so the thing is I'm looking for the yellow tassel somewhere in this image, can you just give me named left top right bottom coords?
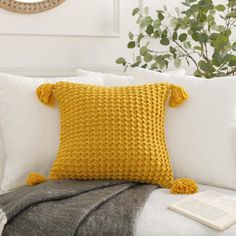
left=27, top=172, right=47, bottom=186
left=169, top=85, right=188, bottom=107
left=170, top=178, right=198, bottom=194
left=36, top=83, right=55, bottom=107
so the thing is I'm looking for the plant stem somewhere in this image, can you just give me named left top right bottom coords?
left=164, top=25, right=199, bottom=69
left=227, top=67, right=236, bottom=75
left=173, top=39, right=199, bottom=69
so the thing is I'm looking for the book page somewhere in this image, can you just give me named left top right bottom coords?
left=198, top=191, right=225, bottom=200
left=168, top=191, right=236, bottom=230
left=174, top=198, right=229, bottom=222
left=215, top=197, right=236, bottom=212
left=199, top=191, right=236, bottom=212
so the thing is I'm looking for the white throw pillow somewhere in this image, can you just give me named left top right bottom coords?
left=0, top=73, right=104, bottom=191
left=76, top=69, right=134, bottom=86
left=134, top=68, right=236, bottom=190
left=76, top=68, right=186, bottom=86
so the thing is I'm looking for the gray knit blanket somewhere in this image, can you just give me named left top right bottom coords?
left=0, top=180, right=157, bottom=236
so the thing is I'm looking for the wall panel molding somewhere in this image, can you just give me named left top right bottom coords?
left=0, top=0, right=120, bottom=38
left=0, top=66, right=128, bottom=77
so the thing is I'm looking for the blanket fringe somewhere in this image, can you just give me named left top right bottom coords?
left=0, top=209, right=7, bottom=236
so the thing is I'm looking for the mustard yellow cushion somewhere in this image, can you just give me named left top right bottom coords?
left=36, top=82, right=188, bottom=188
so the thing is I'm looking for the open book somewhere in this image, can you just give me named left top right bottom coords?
left=168, top=191, right=236, bottom=231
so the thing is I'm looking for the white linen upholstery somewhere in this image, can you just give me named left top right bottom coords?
left=136, top=185, right=236, bottom=236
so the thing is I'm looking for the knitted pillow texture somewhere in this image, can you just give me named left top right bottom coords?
left=30, top=82, right=197, bottom=193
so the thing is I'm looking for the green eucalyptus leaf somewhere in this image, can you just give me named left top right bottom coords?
left=213, top=34, right=228, bottom=51
left=144, top=53, right=153, bottom=62
left=190, top=20, right=202, bottom=32
left=224, top=29, right=232, bottom=37
left=131, top=62, right=140, bottom=67
left=192, top=32, right=200, bottom=41
left=172, top=31, right=178, bottom=41
left=137, top=33, right=144, bottom=43
left=229, top=55, right=236, bottom=66
left=194, top=69, right=203, bottom=77
left=170, top=18, right=178, bottom=28
left=199, top=33, right=208, bottom=43
left=198, top=60, right=215, bottom=73
left=162, top=54, right=172, bottom=59
left=140, top=19, right=146, bottom=29
left=153, top=30, right=160, bottom=38
left=228, top=1, right=236, bottom=8
left=158, top=12, right=164, bottom=21
left=159, top=59, right=167, bottom=69
left=127, top=41, right=136, bottom=49
left=145, top=16, right=153, bottom=25
left=153, top=19, right=161, bottom=28
left=128, top=32, right=134, bottom=40
left=222, top=54, right=232, bottom=63
left=183, top=41, right=191, bottom=49
left=194, top=46, right=202, bottom=51
left=141, top=64, right=148, bottom=69
left=217, top=25, right=226, bottom=32
left=185, top=9, right=192, bottom=17
left=174, top=57, right=181, bottom=68
left=140, top=46, right=148, bottom=56
left=146, top=25, right=154, bottom=35
left=136, top=56, right=142, bottom=63
left=216, top=4, right=226, bottom=12
left=151, top=62, right=159, bottom=70
left=209, top=33, right=218, bottom=41
left=226, top=11, right=236, bottom=19
left=198, top=13, right=207, bottom=22
left=212, top=52, right=222, bottom=66
left=179, top=33, right=188, bottom=42
left=132, top=8, right=140, bottom=16
left=232, top=42, right=236, bottom=51
left=116, top=57, right=126, bottom=65
left=170, top=46, right=177, bottom=54
left=162, top=29, right=168, bottom=37
left=160, top=37, right=170, bottom=45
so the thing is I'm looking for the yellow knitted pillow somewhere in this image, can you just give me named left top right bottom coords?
left=32, top=82, right=195, bottom=192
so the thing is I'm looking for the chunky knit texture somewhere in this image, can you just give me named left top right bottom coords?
left=170, top=178, right=198, bottom=194
left=35, top=82, right=188, bottom=188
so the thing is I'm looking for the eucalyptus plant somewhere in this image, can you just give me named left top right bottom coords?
left=116, top=0, right=236, bottom=78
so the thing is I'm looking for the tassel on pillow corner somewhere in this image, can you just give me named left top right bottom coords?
left=170, top=178, right=198, bottom=195
left=27, top=172, right=47, bottom=186
left=36, top=83, right=55, bottom=107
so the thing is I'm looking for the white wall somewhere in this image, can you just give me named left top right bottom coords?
left=0, top=0, right=230, bottom=76
left=0, top=0, right=140, bottom=76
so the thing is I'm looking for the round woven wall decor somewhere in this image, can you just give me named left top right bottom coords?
left=0, top=0, right=65, bottom=14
